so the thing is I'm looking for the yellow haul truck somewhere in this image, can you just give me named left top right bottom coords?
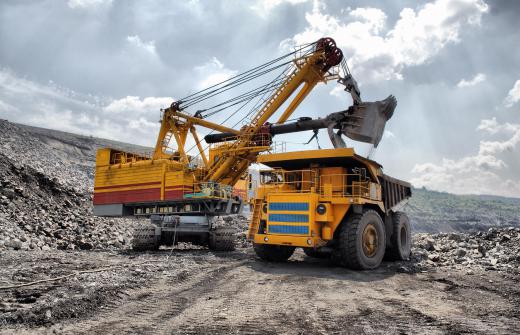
left=93, top=37, right=411, bottom=268
left=247, top=149, right=411, bottom=270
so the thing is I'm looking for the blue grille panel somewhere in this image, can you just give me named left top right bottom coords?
left=268, top=225, right=309, bottom=235
left=269, top=213, right=309, bottom=223
left=269, top=202, right=309, bottom=211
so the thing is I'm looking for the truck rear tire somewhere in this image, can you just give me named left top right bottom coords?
left=132, top=224, right=160, bottom=251
left=208, top=227, right=236, bottom=251
left=386, top=211, right=411, bottom=261
left=253, top=243, right=295, bottom=262
left=335, top=209, right=386, bottom=270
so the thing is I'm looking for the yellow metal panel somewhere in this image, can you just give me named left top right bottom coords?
left=165, top=171, right=192, bottom=187
left=254, top=234, right=321, bottom=248
left=94, top=162, right=164, bottom=190
left=322, top=226, right=332, bottom=240
left=258, top=148, right=355, bottom=164
left=328, top=203, right=350, bottom=236
left=95, top=148, right=112, bottom=167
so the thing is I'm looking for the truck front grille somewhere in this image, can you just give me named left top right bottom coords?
left=268, top=225, right=309, bottom=234
left=268, top=213, right=308, bottom=223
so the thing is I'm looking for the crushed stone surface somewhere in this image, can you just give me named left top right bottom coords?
left=1, top=119, right=519, bottom=334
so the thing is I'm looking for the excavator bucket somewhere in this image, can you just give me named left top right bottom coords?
left=341, top=95, right=397, bottom=147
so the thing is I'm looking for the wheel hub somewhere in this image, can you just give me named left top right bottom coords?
left=362, top=224, right=378, bottom=257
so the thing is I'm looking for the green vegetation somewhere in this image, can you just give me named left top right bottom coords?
left=406, top=188, right=520, bottom=233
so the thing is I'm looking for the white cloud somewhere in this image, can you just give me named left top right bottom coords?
left=0, top=99, right=15, bottom=114
left=383, top=130, right=395, bottom=139
left=194, top=57, right=237, bottom=89
left=479, top=131, right=520, bottom=156
left=104, top=96, right=171, bottom=114
left=329, top=85, right=344, bottom=97
left=127, top=35, right=157, bottom=55
left=251, top=0, right=308, bottom=17
left=349, top=7, right=387, bottom=34
left=457, top=73, right=486, bottom=88
left=477, top=117, right=519, bottom=135
left=283, top=0, right=488, bottom=82
left=504, top=79, right=520, bottom=108
left=411, top=118, right=520, bottom=197
left=0, top=69, right=170, bottom=146
left=67, top=0, right=113, bottom=9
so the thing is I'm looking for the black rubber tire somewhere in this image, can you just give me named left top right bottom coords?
left=334, top=209, right=386, bottom=270
left=386, top=211, right=412, bottom=261
left=303, top=248, right=330, bottom=259
left=208, top=227, right=236, bottom=251
left=132, top=224, right=160, bottom=251
left=253, top=243, right=295, bottom=262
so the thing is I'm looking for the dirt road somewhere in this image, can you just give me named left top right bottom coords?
left=1, top=248, right=519, bottom=334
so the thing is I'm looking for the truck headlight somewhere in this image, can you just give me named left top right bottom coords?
left=316, top=203, right=326, bottom=215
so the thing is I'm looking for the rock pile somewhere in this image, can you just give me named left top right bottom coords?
left=412, top=227, right=520, bottom=272
left=0, top=151, right=139, bottom=251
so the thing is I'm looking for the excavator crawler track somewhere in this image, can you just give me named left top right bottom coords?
left=131, top=224, right=160, bottom=251
left=209, top=227, right=236, bottom=251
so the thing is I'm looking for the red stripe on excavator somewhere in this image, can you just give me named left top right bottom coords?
left=94, top=181, right=161, bottom=190
left=164, top=185, right=193, bottom=190
left=93, top=188, right=161, bottom=204
left=164, top=190, right=188, bottom=200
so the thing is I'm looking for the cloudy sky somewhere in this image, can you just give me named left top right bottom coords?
left=1, top=0, right=519, bottom=197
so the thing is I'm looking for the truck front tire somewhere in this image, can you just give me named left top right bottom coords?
left=335, top=209, right=386, bottom=270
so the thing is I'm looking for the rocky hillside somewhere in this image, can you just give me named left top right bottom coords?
left=408, top=187, right=520, bottom=232
left=0, top=120, right=150, bottom=193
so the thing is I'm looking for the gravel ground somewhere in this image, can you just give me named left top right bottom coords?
left=1, top=246, right=519, bottom=335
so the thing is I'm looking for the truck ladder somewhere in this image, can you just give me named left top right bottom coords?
left=247, top=199, right=263, bottom=240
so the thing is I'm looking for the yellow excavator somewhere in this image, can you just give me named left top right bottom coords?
left=93, top=37, right=411, bottom=269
